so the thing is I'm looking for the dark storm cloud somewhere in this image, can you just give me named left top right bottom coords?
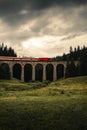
left=0, top=0, right=87, bottom=57
left=29, top=0, right=87, bottom=10
left=0, top=0, right=86, bottom=27
left=0, top=0, right=87, bottom=16
left=0, top=0, right=87, bottom=12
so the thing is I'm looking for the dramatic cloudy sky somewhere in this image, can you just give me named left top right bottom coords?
left=0, top=0, right=87, bottom=57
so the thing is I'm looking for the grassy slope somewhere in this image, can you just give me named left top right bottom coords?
left=0, top=76, right=87, bottom=130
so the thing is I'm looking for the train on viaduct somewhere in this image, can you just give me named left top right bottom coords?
left=0, top=56, right=78, bottom=82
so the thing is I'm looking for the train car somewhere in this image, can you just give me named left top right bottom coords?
left=0, top=56, right=39, bottom=61
left=0, top=56, right=13, bottom=61
left=0, top=56, right=20, bottom=61
left=38, top=57, right=53, bottom=61
left=0, top=56, right=53, bottom=62
left=21, top=57, right=39, bottom=61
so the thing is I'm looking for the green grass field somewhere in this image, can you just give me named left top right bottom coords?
left=0, top=76, right=87, bottom=130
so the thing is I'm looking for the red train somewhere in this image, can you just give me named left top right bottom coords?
left=0, top=56, right=53, bottom=62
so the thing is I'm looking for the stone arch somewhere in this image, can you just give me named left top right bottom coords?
left=24, top=64, right=32, bottom=82
left=13, top=63, right=22, bottom=80
left=0, top=63, right=10, bottom=79
left=56, top=64, right=64, bottom=79
left=46, top=64, right=53, bottom=81
left=35, top=64, right=43, bottom=81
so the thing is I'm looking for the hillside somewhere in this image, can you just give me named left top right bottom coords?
left=0, top=76, right=87, bottom=130
left=0, top=76, right=87, bottom=96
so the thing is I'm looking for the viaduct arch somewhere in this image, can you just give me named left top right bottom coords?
left=0, top=61, right=78, bottom=82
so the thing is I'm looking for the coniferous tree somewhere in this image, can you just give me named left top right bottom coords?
left=62, top=53, right=67, bottom=61
left=65, top=61, right=76, bottom=78
left=80, top=50, right=87, bottom=76
left=0, top=43, right=17, bottom=57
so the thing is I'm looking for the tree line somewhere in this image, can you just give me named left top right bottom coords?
left=53, top=45, right=87, bottom=78
left=53, top=45, right=87, bottom=61
left=0, top=43, right=17, bottom=57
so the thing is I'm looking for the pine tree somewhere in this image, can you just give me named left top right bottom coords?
left=0, top=43, right=17, bottom=57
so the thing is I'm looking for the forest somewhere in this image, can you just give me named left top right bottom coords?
left=0, top=43, right=17, bottom=57
left=53, top=45, right=87, bottom=78
left=0, top=43, right=87, bottom=81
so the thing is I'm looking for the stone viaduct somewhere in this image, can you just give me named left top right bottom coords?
left=0, top=60, right=78, bottom=82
